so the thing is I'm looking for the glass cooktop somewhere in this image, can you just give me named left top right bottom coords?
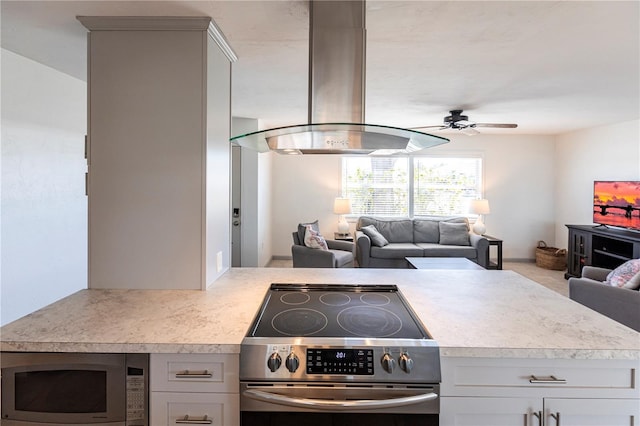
left=247, top=283, right=430, bottom=339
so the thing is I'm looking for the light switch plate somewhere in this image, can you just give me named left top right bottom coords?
left=216, top=251, right=223, bottom=272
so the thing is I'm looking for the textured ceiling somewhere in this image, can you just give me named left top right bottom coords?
left=2, top=0, right=639, bottom=135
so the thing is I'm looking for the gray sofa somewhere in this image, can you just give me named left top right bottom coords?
left=569, top=266, right=640, bottom=332
left=355, top=216, right=490, bottom=268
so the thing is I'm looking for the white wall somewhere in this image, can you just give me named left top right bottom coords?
left=270, top=133, right=557, bottom=260
left=205, top=38, right=233, bottom=287
left=257, top=148, right=273, bottom=266
left=554, top=119, right=640, bottom=249
left=272, top=155, right=343, bottom=257
left=1, top=49, right=87, bottom=325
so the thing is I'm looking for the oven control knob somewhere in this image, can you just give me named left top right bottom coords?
left=267, top=352, right=282, bottom=372
left=381, top=352, right=396, bottom=374
left=285, top=353, right=300, bottom=373
left=399, top=352, right=413, bottom=374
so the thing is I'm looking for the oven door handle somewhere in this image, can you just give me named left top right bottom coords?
left=243, top=388, right=438, bottom=411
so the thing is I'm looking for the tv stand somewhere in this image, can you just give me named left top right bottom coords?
left=565, top=225, right=640, bottom=279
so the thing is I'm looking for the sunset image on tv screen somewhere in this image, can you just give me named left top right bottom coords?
left=593, top=181, right=640, bottom=230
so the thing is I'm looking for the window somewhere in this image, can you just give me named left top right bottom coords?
left=342, top=157, right=409, bottom=216
left=342, top=156, right=483, bottom=217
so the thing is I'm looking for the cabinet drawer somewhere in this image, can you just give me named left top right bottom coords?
left=151, top=353, right=239, bottom=393
left=442, top=357, right=639, bottom=398
left=150, top=391, right=239, bottom=426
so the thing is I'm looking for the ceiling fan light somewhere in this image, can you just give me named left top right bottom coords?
left=413, top=110, right=518, bottom=134
left=460, top=127, right=480, bottom=136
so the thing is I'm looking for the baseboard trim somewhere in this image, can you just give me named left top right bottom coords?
left=271, top=255, right=293, bottom=261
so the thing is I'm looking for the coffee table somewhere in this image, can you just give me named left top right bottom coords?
left=406, top=257, right=485, bottom=270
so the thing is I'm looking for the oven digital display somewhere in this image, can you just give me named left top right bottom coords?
left=306, top=349, right=374, bottom=375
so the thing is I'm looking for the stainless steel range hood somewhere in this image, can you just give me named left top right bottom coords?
left=231, top=1, right=449, bottom=155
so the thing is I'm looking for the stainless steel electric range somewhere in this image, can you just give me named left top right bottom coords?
left=240, top=283, right=441, bottom=426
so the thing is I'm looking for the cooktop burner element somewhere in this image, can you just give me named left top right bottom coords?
left=319, top=292, right=351, bottom=306
left=280, top=292, right=310, bottom=305
left=271, top=308, right=328, bottom=336
left=337, top=306, right=402, bottom=337
left=360, top=293, right=391, bottom=306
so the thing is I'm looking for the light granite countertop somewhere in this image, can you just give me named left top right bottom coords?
left=1, top=268, right=639, bottom=359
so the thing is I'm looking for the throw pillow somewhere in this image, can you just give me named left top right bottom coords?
left=413, top=219, right=440, bottom=243
left=297, top=220, right=319, bottom=245
left=623, top=270, right=640, bottom=290
left=304, top=225, right=328, bottom=250
left=361, top=225, right=389, bottom=247
left=439, top=221, right=470, bottom=246
left=606, top=259, right=640, bottom=288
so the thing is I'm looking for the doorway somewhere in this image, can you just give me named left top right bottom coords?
left=231, top=145, right=242, bottom=267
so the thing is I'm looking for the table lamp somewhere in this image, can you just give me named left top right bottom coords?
left=470, top=199, right=490, bottom=235
left=333, top=197, right=352, bottom=235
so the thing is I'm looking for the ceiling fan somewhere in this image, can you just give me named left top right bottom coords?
left=411, top=110, right=518, bottom=135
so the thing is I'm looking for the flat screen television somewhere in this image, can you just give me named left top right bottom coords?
left=593, top=180, right=640, bottom=231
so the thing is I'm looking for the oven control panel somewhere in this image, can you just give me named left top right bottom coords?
left=240, top=341, right=441, bottom=383
left=306, top=348, right=374, bottom=375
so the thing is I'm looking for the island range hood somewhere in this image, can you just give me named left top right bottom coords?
left=231, top=0, right=449, bottom=155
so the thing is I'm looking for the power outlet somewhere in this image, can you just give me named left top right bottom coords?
left=216, top=251, right=223, bottom=273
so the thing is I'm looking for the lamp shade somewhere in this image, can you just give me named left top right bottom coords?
left=469, top=199, right=490, bottom=215
left=333, top=198, right=352, bottom=215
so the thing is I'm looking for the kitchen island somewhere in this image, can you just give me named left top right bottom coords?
left=2, top=268, right=639, bottom=424
left=2, top=268, right=638, bottom=357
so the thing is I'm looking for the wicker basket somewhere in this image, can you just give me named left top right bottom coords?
left=535, top=241, right=567, bottom=270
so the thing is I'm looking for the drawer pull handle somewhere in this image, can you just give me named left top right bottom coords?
left=175, top=370, right=212, bottom=379
left=176, top=414, right=213, bottom=424
left=551, top=412, right=561, bottom=426
left=529, top=375, right=566, bottom=384
left=532, top=411, right=542, bottom=426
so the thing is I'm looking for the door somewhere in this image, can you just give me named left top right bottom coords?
left=440, top=397, right=540, bottom=426
left=567, top=228, right=591, bottom=277
left=441, top=396, right=640, bottom=426
left=544, top=398, right=640, bottom=426
left=231, top=145, right=242, bottom=267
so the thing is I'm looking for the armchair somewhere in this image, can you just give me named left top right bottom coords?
left=569, top=266, right=640, bottom=332
left=291, top=221, right=354, bottom=268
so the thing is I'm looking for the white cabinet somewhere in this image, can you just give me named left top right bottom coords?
left=440, top=357, right=640, bottom=425
left=78, top=16, right=237, bottom=290
left=441, top=397, right=639, bottom=425
left=545, top=398, right=639, bottom=425
left=441, top=397, right=539, bottom=425
left=150, top=353, right=239, bottom=426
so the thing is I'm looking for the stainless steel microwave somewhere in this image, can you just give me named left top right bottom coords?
left=1, top=352, right=148, bottom=426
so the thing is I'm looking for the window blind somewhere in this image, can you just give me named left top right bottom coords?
left=343, top=157, right=409, bottom=216
left=413, top=157, right=482, bottom=216
left=342, top=156, right=482, bottom=217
